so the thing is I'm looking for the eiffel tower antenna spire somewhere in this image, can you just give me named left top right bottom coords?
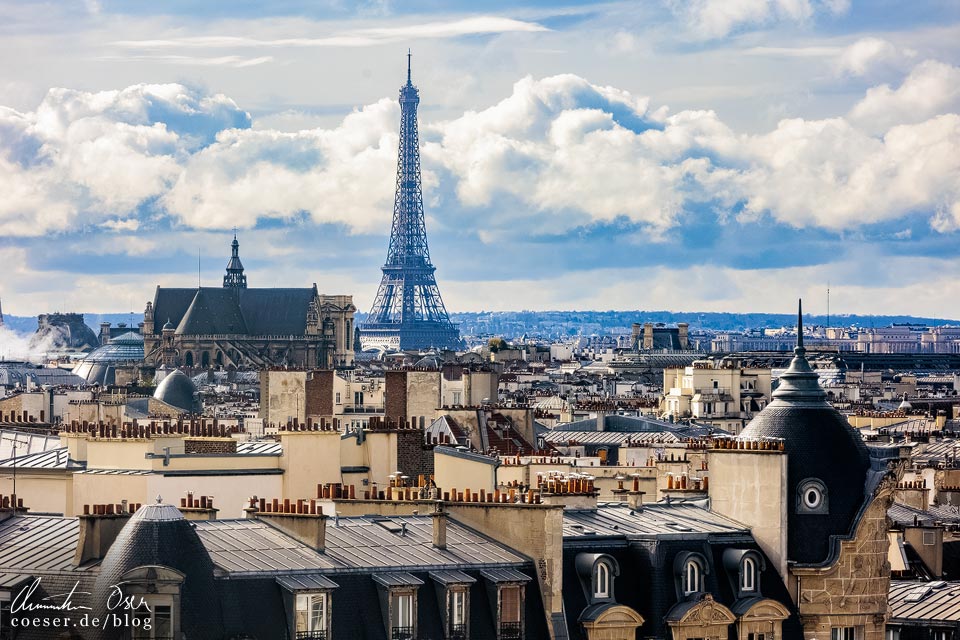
left=359, top=52, right=461, bottom=352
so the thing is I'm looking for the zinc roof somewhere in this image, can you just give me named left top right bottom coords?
left=0, top=447, right=70, bottom=469
left=544, top=430, right=682, bottom=445
left=322, top=515, right=527, bottom=571
left=236, top=441, right=282, bottom=455
left=563, top=503, right=750, bottom=539
left=372, top=572, right=424, bottom=587
left=194, top=519, right=340, bottom=575
left=889, top=580, right=960, bottom=623
left=276, top=574, right=340, bottom=592
left=194, top=514, right=528, bottom=576
left=0, top=516, right=84, bottom=573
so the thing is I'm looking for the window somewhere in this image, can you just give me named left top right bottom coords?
left=594, top=562, right=611, bottom=599
left=684, top=559, right=701, bottom=595
left=453, top=391, right=462, bottom=406
left=355, top=391, right=364, bottom=405
left=500, top=585, right=523, bottom=640
left=923, top=530, right=937, bottom=546
left=741, top=557, right=757, bottom=593
left=391, top=592, right=415, bottom=640
left=886, top=628, right=901, bottom=640
left=797, top=478, right=829, bottom=514
left=831, top=627, right=857, bottom=640
left=295, top=593, right=328, bottom=639
left=450, top=589, right=468, bottom=639
left=131, top=600, right=175, bottom=639
left=335, top=392, right=341, bottom=405
left=747, top=634, right=766, bottom=640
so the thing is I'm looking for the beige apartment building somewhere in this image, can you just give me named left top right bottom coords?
left=662, top=358, right=772, bottom=433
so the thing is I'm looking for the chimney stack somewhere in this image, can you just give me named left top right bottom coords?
left=432, top=502, right=447, bottom=550
left=254, top=497, right=328, bottom=553
left=74, top=502, right=136, bottom=566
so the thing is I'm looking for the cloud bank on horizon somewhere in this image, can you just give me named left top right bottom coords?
left=0, top=0, right=959, bottom=318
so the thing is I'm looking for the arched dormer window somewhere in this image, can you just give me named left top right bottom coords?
left=741, top=556, right=757, bottom=592
left=722, top=548, right=765, bottom=598
left=684, top=559, right=701, bottom=595
left=673, top=552, right=708, bottom=599
left=575, top=553, right=619, bottom=604
left=595, top=561, right=611, bottom=599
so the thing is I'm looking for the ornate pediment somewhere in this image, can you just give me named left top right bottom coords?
left=668, top=594, right=736, bottom=627
left=737, top=598, right=791, bottom=621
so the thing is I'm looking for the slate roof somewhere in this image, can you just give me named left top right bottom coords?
left=94, top=501, right=224, bottom=639
left=152, top=285, right=317, bottom=337
left=739, top=311, right=871, bottom=567
left=153, top=369, right=201, bottom=413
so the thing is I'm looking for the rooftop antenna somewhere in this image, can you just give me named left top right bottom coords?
left=198, top=248, right=201, bottom=289
left=407, top=48, right=412, bottom=85
left=826, top=281, right=830, bottom=329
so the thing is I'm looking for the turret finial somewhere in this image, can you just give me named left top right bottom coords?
left=796, top=299, right=804, bottom=352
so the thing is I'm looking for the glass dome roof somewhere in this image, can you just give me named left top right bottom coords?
left=82, top=332, right=144, bottom=363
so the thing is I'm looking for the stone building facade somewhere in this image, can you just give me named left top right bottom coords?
left=141, top=236, right=356, bottom=370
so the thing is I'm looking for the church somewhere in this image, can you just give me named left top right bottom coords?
left=141, top=235, right=356, bottom=370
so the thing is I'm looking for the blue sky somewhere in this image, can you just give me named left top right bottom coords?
left=0, top=0, right=959, bottom=318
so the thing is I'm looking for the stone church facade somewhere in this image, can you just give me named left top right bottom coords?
left=142, top=236, right=355, bottom=370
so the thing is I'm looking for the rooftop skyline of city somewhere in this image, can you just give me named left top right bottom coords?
left=1, top=0, right=959, bottom=317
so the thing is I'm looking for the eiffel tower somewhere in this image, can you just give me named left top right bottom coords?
left=359, top=52, right=461, bottom=352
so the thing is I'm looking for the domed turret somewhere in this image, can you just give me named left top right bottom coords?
left=92, top=498, right=223, bottom=639
left=154, top=369, right=202, bottom=413
left=738, top=300, right=870, bottom=565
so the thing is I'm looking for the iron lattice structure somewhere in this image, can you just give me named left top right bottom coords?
left=360, top=53, right=461, bottom=352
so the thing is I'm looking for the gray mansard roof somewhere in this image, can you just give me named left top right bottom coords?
left=151, top=285, right=318, bottom=337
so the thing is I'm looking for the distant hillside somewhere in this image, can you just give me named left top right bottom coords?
left=3, top=313, right=144, bottom=336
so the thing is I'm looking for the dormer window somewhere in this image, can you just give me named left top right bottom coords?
left=741, top=557, right=756, bottom=593
left=674, top=552, right=708, bottom=598
left=277, top=574, right=338, bottom=640
left=295, top=593, right=329, bottom=639
left=480, top=569, right=531, bottom=640
left=797, top=478, right=829, bottom=514
left=373, top=572, right=424, bottom=640
left=595, top=561, right=611, bottom=599
left=684, top=559, right=702, bottom=595
left=429, top=569, right=476, bottom=640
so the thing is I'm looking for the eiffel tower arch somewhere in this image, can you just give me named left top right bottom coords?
left=359, top=52, right=462, bottom=352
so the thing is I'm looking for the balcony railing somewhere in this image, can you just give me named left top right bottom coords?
left=392, top=626, right=415, bottom=640
left=342, top=405, right=385, bottom=414
left=500, top=621, right=523, bottom=640
left=295, top=631, right=328, bottom=640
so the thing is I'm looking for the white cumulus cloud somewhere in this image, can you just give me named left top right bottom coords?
left=849, top=60, right=960, bottom=134
left=0, top=62, right=959, bottom=242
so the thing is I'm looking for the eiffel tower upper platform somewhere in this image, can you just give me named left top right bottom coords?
left=358, top=52, right=462, bottom=352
